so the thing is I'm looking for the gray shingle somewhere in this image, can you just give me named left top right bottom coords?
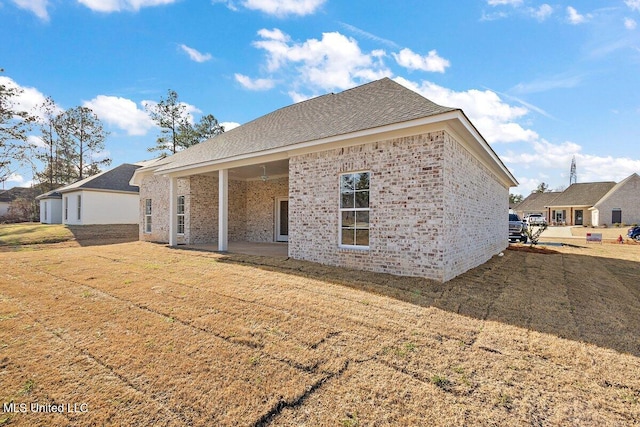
left=156, top=78, right=457, bottom=172
left=75, top=163, right=141, bottom=193
left=514, top=191, right=561, bottom=211
left=548, top=182, right=616, bottom=206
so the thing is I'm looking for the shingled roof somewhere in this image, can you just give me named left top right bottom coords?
left=37, top=164, right=141, bottom=199
left=547, top=181, right=616, bottom=207
left=514, top=191, right=561, bottom=211
left=155, top=77, right=458, bottom=173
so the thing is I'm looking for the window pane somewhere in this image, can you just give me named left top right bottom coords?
left=177, top=196, right=185, bottom=214
left=355, top=211, right=369, bottom=228
left=355, top=191, right=369, bottom=208
left=341, top=211, right=355, bottom=227
left=355, top=172, right=370, bottom=190
left=341, top=192, right=354, bottom=209
left=341, top=228, right=355, bottom=246
left=340, top=174, right=354, bottom=192
left=355, top=229, right=369, bottom=246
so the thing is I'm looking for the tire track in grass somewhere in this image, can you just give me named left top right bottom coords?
left=0, top=293, right=184, bottom=427
left=3, top=262, right=321, bottom=426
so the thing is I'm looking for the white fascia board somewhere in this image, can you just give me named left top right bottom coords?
left=58, top=188, right=138, bottom=195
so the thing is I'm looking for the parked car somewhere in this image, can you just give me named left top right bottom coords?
left=509, top=213, right=528, bottom=243
left=524, top=213, right=547, bottom=226
left=628, top=226, right=640, bottom=241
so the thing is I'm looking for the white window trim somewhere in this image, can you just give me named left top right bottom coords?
left=144, top=199, right=152, bottom=234
left=77, top=195, right=82, bottom=221
left=177, top=195, right=185, bottom=235
left=338, top=171, right=371, bottom=250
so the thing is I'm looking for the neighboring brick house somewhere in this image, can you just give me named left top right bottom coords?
left=591, top=173, right=640, bottom=226
left=131, top=78, right=518, bottom=282
left=514, top=173, right=640, bottom=226
left=36, top=163, right=142, bottom=225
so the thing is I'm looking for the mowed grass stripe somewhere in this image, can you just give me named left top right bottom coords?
left=2, top=241, right=640, bottom=425
left=1, top=262, right=321, bottom=426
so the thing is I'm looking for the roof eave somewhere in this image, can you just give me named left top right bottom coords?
left=154, top=110, right=518, bottom=189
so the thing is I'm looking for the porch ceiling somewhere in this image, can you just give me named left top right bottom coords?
left=201, top=159, right=289, bottom=181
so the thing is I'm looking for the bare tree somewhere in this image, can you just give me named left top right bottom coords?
left=0, top=69, right=36, bottom=184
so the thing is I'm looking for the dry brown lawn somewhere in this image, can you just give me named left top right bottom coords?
left=1, top=240, right=639, bottom=426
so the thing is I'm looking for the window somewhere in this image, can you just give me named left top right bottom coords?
left=77, top=195, right=82, bottom=220
left=339, top=172, right=370, bottom=247
left=144, top=199, right=152, bottom=233
left=177, top=195, right=185, bottom=235
left=44, top=202, right=47, bottom=221
left=64, top=197, right=68, bottom=221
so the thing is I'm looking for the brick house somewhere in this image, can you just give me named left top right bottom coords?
left=514, top=173, right=640, bottom=227
left=131, top=78, right=518, bottom=282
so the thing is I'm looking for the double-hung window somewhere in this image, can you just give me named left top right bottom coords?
left=77, top=195, right=82, bottom=220
left=339, top=172, right=370, bottom=248
left=144, top=199, right=152, bottom=233
left=64, top=197, right=68, bottom=221
left=177, top=195, right=185, bottom=235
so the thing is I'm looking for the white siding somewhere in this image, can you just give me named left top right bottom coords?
left=0, top=201, right=9, bottom=217
left=39, top=198, right=62, bottom=224
left=63, top=190, right=139, bottom=225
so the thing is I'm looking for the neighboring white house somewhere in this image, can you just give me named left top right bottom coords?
left=37, top=163, right=142, bottom=225
left=132, top=78, right=518, bottom=282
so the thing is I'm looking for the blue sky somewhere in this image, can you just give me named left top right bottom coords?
left=2, top=0, right=640, bottom=195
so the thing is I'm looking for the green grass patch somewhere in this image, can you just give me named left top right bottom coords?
left=0, top=223, right=74, bottom=246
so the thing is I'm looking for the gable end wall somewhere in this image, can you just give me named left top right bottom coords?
left=442, top=132, right=508, bottom=281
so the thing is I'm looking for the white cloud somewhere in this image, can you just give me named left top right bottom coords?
left=0, top=76, right=50, bottom=119
left=234, top=74, right=276, bottom=91
left=10, top=0, right=49, bottom=20
left=392, top=48, right=450, bottom=73
left=529, top=4, right=553, bottom=21
left=567, top=6, right=591, bottom=24
left=76, top=0, right=178, bottom=13
left=338, top=22, right=400, bottom=49
left=241, top=0, right=325, bottom=17
left=28, top=135, right=47, bottom=148
left=624, top=17, right=637, bottom=30
left=394, top=77, right=537, bottom=144
left=84, top=95, right=155, bottom=136
left=5, top=173, right=33, bottom=187
left=626, top=0, right=640, bottom=12
left=220, top=121, right=240, bottom=131
left=511, top=73, right=584, bottom=94
left=179, top=44, right=212, bottom=63
left=487, top=0, right=522, bottom=5
left=503, top=139, right=640, bottom=193
left=250, top=28, right=392, bottom=98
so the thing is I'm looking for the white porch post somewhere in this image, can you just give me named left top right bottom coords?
left=168, top=176, right=178, bottom=247
left=218, top=169, right=228, bottom=251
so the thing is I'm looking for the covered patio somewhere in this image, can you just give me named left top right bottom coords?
left=166, top=158, right=290, bottom=250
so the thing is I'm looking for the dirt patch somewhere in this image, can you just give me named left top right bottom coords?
left=1, top=242, right=639, bottom=425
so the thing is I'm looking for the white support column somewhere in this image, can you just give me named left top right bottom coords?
left=218, top=169, right=228, bottom=251
left=168, top=176, right=178, bottom=247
